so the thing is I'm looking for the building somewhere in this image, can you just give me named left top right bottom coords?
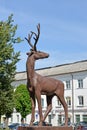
left=11, top=60, right=87, bottom=126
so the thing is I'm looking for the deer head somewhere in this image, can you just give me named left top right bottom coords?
left=25, top=23, right=49, bottom=60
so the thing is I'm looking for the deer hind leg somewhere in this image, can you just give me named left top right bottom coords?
left=43, top=95, right=53, bottom=121
left=29, top=92, right=36, bottom=126
left=57, top=94, right=68, bottom=126
left=35, top=90, right=43, bottom=126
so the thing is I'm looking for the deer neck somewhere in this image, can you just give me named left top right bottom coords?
left=26, top=56, right=35, bottom=81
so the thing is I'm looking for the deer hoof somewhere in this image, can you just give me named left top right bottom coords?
left=38, top=121, right=42, bottom=126
left=29, top=122, right=33, bottom=126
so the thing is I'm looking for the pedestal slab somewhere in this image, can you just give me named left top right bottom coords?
left=18, top=126, right=73, bottom=130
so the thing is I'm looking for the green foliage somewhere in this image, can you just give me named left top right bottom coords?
left=0, top=89, right=14, bottom=116
left=14, top=84, right=31, bottom=118
left=0, top=14, right=22, bottom=119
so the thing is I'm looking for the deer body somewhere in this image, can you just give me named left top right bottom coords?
left=27, top=59, right=64, bottom=95
left=26, top=24, right=68, bottom=126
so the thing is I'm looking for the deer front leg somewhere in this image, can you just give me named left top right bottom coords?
left=35, top=90, right=43, bottom=126
left=29, top=92, right=36, bottom=126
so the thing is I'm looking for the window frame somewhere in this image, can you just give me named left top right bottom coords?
left=66, top=96, right=71, bottom=106
left=66, top=80, right=71, bottom=90
left=75, top=115, right=80, bottom=123
left=78, top=96, right=84, bottom=106
left=41, top=98, right=44, bottom=108
left=78, top=79, right=83, bottom=89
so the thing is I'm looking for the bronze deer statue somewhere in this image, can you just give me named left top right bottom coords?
left=25, top=24, right=68, bottom=126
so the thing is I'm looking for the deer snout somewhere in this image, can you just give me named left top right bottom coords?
left=46, top=53, right=49, bottom=58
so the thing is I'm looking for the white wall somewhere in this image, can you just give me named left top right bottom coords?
left=5, top=71, right=87, bottom=126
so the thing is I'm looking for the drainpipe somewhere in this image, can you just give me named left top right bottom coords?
left=71, top=73, right=74, bottom=124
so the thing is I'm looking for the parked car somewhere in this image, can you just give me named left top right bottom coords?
left=75, top=125, right=87, bottom=130
left=0, top=123, right=3, bottom=129
left=0, top=123, right=9, bottom=129
left=75, top=122, right=87, bottom=130
left=8, top=123, right=20, bottom=130
left=8, top=123, right=29, bottom=130
left=33, top=121, right=52, bottom=126
left=61, top=122, right=71, bottom=126
left=61, top=122, right=74, bottom=127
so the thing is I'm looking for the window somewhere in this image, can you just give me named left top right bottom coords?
left=17, top=115, right=19, bottom=123
left=57, top=99, right=61, bottom=107
left=78, top=96, right=84, bottom=106
left=48, top=115, right=51, bottom=123
left=78, top=79, right=83, bottom=88
left=11, top=115, right=13, bottom=123
left=76, top=115, right=80, bottom=123
left=66, top=97, right=71, bottom=106
left=66, top=80, right=71, bottom=89
left=83, top=115, right=87, bottom=122
left=41, top=98, right=44, bottom=107
left=58, top=115, right=62, bottom=125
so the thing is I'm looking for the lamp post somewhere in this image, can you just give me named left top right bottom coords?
left=71, top=74, right=74, bottom=123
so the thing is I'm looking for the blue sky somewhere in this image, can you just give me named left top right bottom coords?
left=0, top=0, right=87, bottom=72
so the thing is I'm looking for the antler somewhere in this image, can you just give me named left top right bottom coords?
left=25, top=33, right=34, bottom=49
left=32, top=23, right=40, bottom=51
left=25, top=23, right=40, bottom=51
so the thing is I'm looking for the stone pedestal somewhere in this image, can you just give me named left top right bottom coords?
left=18, top=126, right=73, bottom=130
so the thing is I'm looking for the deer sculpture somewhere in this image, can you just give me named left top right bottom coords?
left=25, top=24, right=68, bottom=126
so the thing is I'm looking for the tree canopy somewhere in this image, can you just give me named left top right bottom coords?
left=0, top=14, right=22, bottom=120
left=14, top=84, right=31, bottom=118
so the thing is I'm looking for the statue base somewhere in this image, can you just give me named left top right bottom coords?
left=18, top=126, right=73, bottom=130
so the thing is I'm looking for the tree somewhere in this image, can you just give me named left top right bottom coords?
left=14, top=84, right=31, bottom=118
left=0, top=14, right=22, bottom=122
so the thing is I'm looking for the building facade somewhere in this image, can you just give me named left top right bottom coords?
left=11, top=60, right=87, bottom=126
